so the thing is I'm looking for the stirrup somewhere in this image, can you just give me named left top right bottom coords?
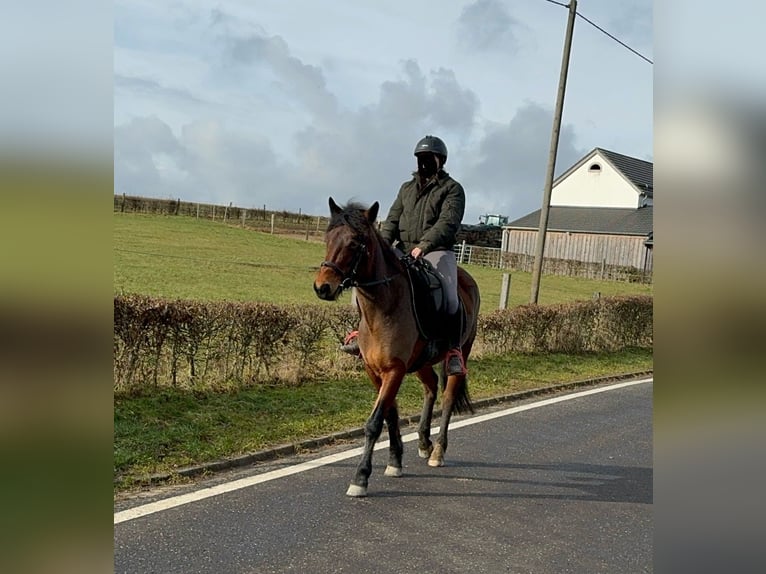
left=445, top=348, right=466, bottom=376
left=340, top=330, right=361, bottom=356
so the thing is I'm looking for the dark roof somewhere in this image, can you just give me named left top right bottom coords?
left=506, top=206, right=653, bottom=236
left=597, top=148, right=653, bottom=193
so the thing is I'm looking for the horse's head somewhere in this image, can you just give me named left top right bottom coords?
left=314, top=197, right=379, bottom=301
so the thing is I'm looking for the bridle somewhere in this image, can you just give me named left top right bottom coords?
left=320, top=232, right=399, bottom=291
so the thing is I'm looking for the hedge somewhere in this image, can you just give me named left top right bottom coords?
left=114, top=294, right=652, bottom=395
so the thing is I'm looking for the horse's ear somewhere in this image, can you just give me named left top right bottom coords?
left=329, top=197, right=341, bottom=215
left=366, top=201, right=379, bottom=224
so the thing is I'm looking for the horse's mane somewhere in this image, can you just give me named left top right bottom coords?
left=328, top=201, right=403, bottom=269
left=327, top=201, right=370, bottom=234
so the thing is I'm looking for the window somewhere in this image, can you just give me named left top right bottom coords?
left=589, top=163, right=601, bottom=172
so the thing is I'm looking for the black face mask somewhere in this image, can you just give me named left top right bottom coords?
left=417, top=154, right=439, bottom=179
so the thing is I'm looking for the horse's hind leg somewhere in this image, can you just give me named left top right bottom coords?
left=416, top=366, right=438, bottom=459
left=430, top=371, right=472, bottom=467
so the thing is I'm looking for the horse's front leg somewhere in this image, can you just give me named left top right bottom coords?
left=346, top=403, right=385, bottom=497
left=347, top=366, right=405, bottom=497
left=416, top=366, right=438, bottom=459
left=383, top=401, right=403, bottom=478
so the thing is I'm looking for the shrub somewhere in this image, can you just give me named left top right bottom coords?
left=113, top=294, right=652, bottom=394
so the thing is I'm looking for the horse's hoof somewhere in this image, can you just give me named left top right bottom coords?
left=384, top=465, right=403, bottom=477
left=346, top=484, right=368, bottom=497
left=418, top=446, right=433, bottom=459
left=428, top=445, right=444, bottom=467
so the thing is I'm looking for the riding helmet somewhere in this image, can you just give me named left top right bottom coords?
left=413, top=135, right=448, bottom=161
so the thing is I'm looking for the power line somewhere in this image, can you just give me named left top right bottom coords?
left=541, top=0, right=653, bottom=65
left=576, top=11, right=653, bottom=65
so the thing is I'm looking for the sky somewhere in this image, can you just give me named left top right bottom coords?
left=114, top=0, right=653, bottom=224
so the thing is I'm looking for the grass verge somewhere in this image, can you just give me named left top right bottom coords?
left=114, top=347, right=652, bottom=492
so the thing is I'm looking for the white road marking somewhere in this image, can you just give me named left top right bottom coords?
left=114, top=377, right=652, bottom=524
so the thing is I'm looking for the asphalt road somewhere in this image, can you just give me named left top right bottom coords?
left=114, top=378, right=652, bottom=574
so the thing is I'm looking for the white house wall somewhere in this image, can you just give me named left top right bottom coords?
left=551, top=153, right=637, bottom=208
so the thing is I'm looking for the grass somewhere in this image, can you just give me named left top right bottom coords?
left=114, top=213, right=322, bottom=303
left=113, top=212, right=653, bottom=491
left=114, top=212, right=652, bottom=307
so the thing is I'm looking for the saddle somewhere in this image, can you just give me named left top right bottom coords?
left=403, top=256, right=447, bottom=338
left=402, top=256, right=466, bottom=374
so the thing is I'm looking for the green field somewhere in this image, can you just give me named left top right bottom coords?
left=114, top=212, right=652, bottom=307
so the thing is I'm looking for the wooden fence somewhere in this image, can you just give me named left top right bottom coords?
left=454, top=242, right=652, bottom=284
left=114, top=194, right=328, bottom=240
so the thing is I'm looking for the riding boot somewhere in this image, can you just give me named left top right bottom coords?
left=340, top=330, right=361, bottom=356
left=445, top=311, right=466, bottom=376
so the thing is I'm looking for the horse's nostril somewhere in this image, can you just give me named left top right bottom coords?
left=314, top=282, right=332, bottom=299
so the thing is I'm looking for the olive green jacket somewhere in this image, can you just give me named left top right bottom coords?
left=380, top=170, right=465, bottom=254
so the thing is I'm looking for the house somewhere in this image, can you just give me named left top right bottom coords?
left=501, top=148, right=653, bottom=276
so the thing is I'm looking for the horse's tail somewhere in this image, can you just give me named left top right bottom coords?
left=440, top=363, right=474, bottom=415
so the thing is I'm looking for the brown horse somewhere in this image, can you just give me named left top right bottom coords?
left=313, top=198, right=481, bottom=497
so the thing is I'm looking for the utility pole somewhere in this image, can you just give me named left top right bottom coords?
left=529, top=0, right=577, bottom=304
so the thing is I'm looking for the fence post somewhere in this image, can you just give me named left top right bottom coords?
left=459, top=240, right=466, bottom=264
left=241, top=209, right=246, bottom=228
left=270, top=213, right=275, bottom=234
left=600, top=258, right=606, bottom=280
left=305, top=219, right=310, bottom=240
left=499, top=273, right=511, bottom=309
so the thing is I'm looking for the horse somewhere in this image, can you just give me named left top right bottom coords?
left=313, top=197, right=481, bottom=497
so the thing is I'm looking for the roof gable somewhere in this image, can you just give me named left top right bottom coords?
left=552, top=147, right=653, bottom=196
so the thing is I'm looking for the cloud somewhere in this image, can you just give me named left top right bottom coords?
left=114, top=115, right=284, bottom=205
left=604, top=0, right=653, bottom=48
left=114, top=74, right=210, bottom=106
left=114, top=116, right=186, bottom=198
left=113, top=51, right=484, bottom=219
left=429, top=68, right=480, bottom=136
left=456, top=0, right=523, bottom=53
left=462, top=102, right=586, bottom=220
left=221, top=31, right=339, bottom=122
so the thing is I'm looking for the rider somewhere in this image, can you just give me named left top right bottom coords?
left=340, top=135, right=467, bottom=376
